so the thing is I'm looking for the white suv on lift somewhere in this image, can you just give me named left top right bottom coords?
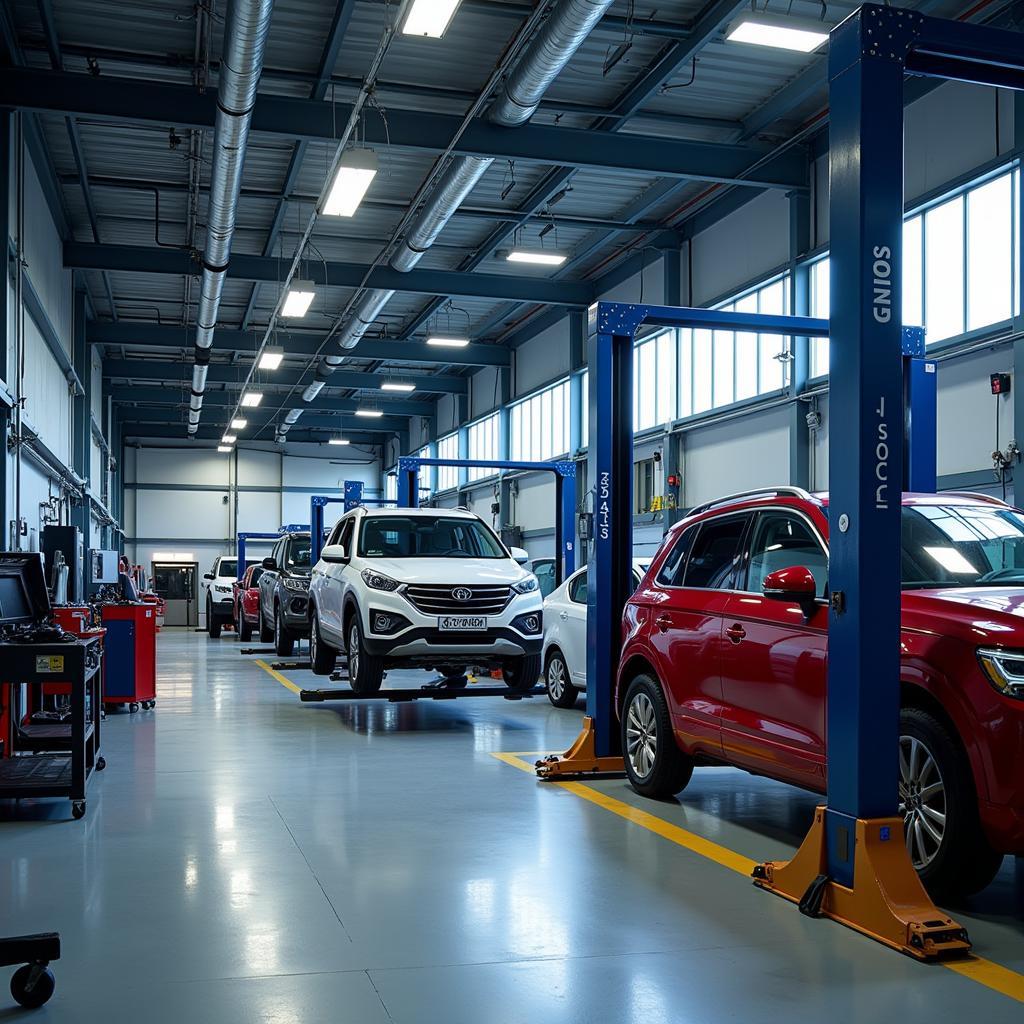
left=307, top=506, right=544, bottom=692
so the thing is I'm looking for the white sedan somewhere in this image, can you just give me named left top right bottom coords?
left=541, top=559, right=650, bottom=708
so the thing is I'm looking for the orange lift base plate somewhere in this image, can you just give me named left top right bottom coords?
left=535, top=716, right=626, bottom=778
left=753, top=806, right=972, bottom=961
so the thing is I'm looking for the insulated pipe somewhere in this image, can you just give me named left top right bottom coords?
left=316, top=0, right=613, bottom=372
left=188, top=0, right=274, bottom=434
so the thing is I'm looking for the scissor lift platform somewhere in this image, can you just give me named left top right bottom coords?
left=300, top=683, right=543, bottom=703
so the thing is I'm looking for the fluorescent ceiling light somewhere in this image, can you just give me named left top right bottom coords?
left=230, top=418, right=248, bottom=430
left=281, top=281, right=315, bottom=318
left=322, top=148, right=378, bottom=217
left=402, top=0, right=461, bottom=37
left=726, top=14, right=828, bottom=53
left=426, top=335, right=470, bottom=348
left=328, top=438, right=351, bottom=446
left=506, top=249, right=567, bottom=266
left=222, top=434, right=237, bottom=444
left=355, top=408, right=384, bottom=418
left=217, top=445, right=233, bottom=453
left=259, top=346, right=284, bottom=370
left=241, top=391, right=263, bottom=408
left=381, top=382, right=416, bottom=392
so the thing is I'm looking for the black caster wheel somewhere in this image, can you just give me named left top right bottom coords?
left=71, top=801, right=86, bottom=820
left=10, top=964, right=55, bottom=1008
left=96, top=756, right=106, bottom=771
left=129, top=702, right=139, bottom=713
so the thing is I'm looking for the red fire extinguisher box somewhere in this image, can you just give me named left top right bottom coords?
left=101, top=604, right=157, bottom=709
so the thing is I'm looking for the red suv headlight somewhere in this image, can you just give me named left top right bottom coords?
left=977, top=647, right=1024, bottom=699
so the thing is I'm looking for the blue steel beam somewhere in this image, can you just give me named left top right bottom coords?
left=64, top=242, right=594, bottom=306
left=0, top=67, right=800, bottom=187
left=394, top=0, right=749, bottom=343
left=240, top=0, right=357, bottom=331
left=102, top=358, right=467, bottom=394
left=109, top=385, right=432, bottom=417
left=87, top=321, right=511, bottom=366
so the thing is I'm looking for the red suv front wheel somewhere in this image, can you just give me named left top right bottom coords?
left=621, top=675, right=693, bottom=798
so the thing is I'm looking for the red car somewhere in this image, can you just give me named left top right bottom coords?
left=617, top=488, right=1024, bottom=898
left=232, top=564, right=264, bottom=642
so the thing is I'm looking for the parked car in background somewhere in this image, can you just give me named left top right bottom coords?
left=307, top=506, right=543, bottom=692
left=232, top=564, right=264, bottom=643
left=615, top=487, right=1024, bottom=898
left=258, top=531, right=322, bottom=656
left=203, top=555, right=241, bottom=638
left=542, top=559, right=650, bottom=707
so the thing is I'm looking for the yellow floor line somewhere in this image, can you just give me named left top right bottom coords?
left=492, top=751, right=1024, bottom=1004
left=255, top=659, right=302, bottom=695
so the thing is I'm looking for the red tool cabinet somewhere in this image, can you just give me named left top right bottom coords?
left=100, top=605, right=157, bottom=712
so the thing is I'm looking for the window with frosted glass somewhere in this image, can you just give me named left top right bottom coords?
left=693, top=329, right=713, bottom=413
left=734, top=292, right=758, bottom=400
left=633, top=330, right=677, bottom=431
left=508, top=380, right=570, bottom=461
left=810, top=257, right=830, bottom=377
left=437, top=432, right=459, bottom=491
left=903, top=216, right=923, bottom=328
left=384, top=473, right=397, bottom=503
left=417, top=445, right=432, bottom=499
left=581, top=370, right=589, bottom=445
left=678, top=329, right=692, bottom=418
left=924, top=195, right=965, bottom=342
left=967, top=174, right=1013, bottom=330
left=467, top=413, right=500, bottom=482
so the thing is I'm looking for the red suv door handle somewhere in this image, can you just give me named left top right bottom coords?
left=726, top=623, right=746, bottom=644
left=655, top=614, right=672, bottom=632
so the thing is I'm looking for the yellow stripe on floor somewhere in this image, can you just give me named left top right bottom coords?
left=492, top=750, right=1024, bottom=1004
left=255, top=659, right=301, bottom=694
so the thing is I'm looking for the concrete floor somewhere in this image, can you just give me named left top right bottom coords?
left=1, top=628, right=1023, bottom=1022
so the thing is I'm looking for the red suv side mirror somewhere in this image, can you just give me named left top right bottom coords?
left=762, top=566, right=819, bottom=617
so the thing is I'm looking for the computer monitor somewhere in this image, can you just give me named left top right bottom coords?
left=0, top=552, right=51, bottom=625
left=89, top=549, right=119, bottom=586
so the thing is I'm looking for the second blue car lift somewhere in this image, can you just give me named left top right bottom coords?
left=397, top=457, right=577, bottom=586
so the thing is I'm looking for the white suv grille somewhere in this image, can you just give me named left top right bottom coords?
left=403, top=584, right=512, bottom=616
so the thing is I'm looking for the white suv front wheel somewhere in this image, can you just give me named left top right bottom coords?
left=347, top=616, right=384, bottom=694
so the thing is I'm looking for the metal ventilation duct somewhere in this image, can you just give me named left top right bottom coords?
left=188, top=0, right=274, bottom=435
left=309, top=0, right=612, bottom=392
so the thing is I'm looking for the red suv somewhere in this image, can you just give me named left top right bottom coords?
left=617, top=487, right=1024, bottom=898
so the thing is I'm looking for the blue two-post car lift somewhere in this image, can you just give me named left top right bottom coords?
left=396, top=456, right=577, bottom=586
left=539, top=2, right=1018, bottom=961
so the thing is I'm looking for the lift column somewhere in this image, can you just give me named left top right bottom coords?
left=754, top=4, right=969, bottom=960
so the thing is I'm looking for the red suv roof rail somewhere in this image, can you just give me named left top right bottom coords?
left=941, top=490, right=1011, bottom=507
left=686, top=486, right=814, bottom=519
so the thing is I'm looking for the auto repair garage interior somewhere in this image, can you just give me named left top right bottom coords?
left=5, top=0, right=1024, bottom=1018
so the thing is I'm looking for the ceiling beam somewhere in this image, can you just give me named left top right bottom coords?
left=1, top=68, right=805, bottom=189
left=102, top=358, right=467, bottom=394
left=88, top=321, right=511, bottom=365
left=108, top=385, right=431, bottom=418
left=65, top=242, right=593, bottom=306
left=115, top=406, right=408, bottom=435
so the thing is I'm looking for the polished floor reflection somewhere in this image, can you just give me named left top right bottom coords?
left=1, top=629, right=1021, bottom=1021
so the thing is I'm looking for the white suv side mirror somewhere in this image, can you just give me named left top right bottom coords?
left=321, top=544, right=349, bottom=565
left=510, top=546, right=530, bottom=565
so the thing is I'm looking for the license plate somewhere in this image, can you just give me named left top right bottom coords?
left=438, top=616, right=487, bottom=631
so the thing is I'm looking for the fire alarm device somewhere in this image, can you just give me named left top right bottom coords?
left=991, top=372, right=1011, bottom=396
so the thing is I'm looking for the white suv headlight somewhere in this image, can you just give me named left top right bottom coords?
left=361, top=569, right=401, bottom=592
left=977, top=647, right=1024, bottom=698
left=512, top=576, right=539, bottom=595
left=214, top=583, right=232, bottom=594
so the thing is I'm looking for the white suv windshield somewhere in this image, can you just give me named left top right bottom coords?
left=218, top=559, right=237, bottom=578
left=359, top=516, right=506, bottom=559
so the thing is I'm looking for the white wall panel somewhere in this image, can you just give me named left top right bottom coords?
left=691, top=191, right=789, bottom=305
left=515, top=322, right=569, bottom=396
left=236, top=491, right=282, bottom=534
left=136, top=489, right=230, bottom=539
left=683, top=406, right=790, bottom=507
left=599, top=256, right=664, bottom=305
left=23, top=157, right=72, bottom=351
left=513, top=475, right=556, bottom=532
left=237, top=449, right=279, bottom=487
left=811, top=396, right=829, bottom=491
left=22, top=316, right=72, bottom=463
left=135, top=449, right=230, bottom=487
left=936, top=350, right=1011, bottom=478
left=470, top=366, right=502, bottom=419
